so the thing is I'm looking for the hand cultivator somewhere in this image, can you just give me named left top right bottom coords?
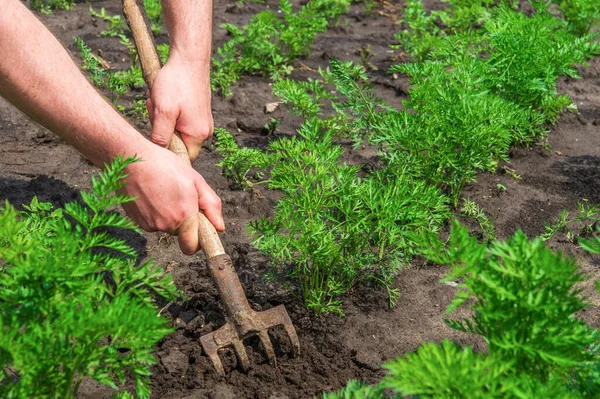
left=122, top=0, right=300, bottom=374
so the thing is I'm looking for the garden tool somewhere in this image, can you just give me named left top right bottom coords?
left=121, top=0, right=300, bottom=374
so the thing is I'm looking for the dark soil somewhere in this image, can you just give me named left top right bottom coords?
left=1, top=0, right=600, bottom=398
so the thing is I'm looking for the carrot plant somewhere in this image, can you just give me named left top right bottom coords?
left=216, top=0, right=599, bottom=315
left=0, top=156, right=178, bottom=398
left=212, top=0, right=352, bottom=96
left=550, top=0, right=600, bottom=35
left=217, top=121, right=448, bottom=314
left=382, top=223, right=600, bottom=397
left=326, top=223, right=600, bottom=398
left=75, top=37, right=146, bottom=107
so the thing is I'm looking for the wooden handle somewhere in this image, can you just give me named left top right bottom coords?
left=122, top=0, right=225, bottom=258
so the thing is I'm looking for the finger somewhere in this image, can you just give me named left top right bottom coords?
left=177, top=117, right=214, bottom=161
left=177, top=213, right=200, bottom=255
left=122, top=202, right=156, bottom=232
left=150, top=104, right=179, bottom=148
left=181, top=134, right=203, bottom=161
left=194, top=175, right=225, bottom=232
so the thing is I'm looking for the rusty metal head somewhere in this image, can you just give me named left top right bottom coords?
left=200, top=254, right=301, bottom=374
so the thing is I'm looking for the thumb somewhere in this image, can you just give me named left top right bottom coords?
left=194, top=175, right=225, bottom=232
left=151, top=104, right=178, bottom=148
left=177, top=213, right=200, bottom=255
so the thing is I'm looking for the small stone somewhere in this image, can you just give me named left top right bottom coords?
left=264, top=102, right=280, bottom=114
left=555, top=151, right=562, bottom=156
left=174, top=318, right=186, bottom=329
left=210, top=384, right=236, bottom=399
left=354, top=349, right=381, bottom=371
left=186, top=315, right=205, bottom=331
left=179, top=309, right=199, bottom=324
left=160, top=348, right=188, bottom=374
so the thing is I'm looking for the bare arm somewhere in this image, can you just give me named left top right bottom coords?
left=0, top=0, right=146, bottom=166
left=163, top=0, right=213, bottom=62
left=0, top=0, right=224, bottom=254
left=147, top=0, right=213, bottom=160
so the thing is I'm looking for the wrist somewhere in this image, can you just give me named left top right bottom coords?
left=168, top=47, right=211, bottom=69
left=94, top=126, right=154, bottom=169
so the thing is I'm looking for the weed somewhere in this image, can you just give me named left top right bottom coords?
left=542, top=202, right=600, bottom=242
left=460, top=199, right=496, bottom=241
left=356, top=45, right=379, bottom=71
left=263, top=118, right=281, bottom=135
left=0, top=156, right=178, bottom=398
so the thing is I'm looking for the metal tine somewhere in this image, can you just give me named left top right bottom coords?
left=269, top=306, right=301, bottom=357
left=258, top=330, right=276, bottom=365
left=283, top=321, right=301, bottom=357
left=202, top=341, right=225, bottom=375
left=232, top=338, right=251, bottom=372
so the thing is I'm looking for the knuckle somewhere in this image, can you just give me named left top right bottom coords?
left=210, top=196, right=222, bottom=209
left=154, top=219, right=170, bottom=233
left=154, top=103, right=178, bottom=118
left=151, top=134, right=170, bottom=147
left=145, top=223, right=158, bottom=233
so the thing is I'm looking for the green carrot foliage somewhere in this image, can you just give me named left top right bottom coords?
left=211, top=0, right=351, bottom=96
left=0, top=156, right=178, bottom=399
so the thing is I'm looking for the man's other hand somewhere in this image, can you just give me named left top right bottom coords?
left=146, top=56, right=213, bottom=161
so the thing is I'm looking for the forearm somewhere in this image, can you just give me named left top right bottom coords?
left=0, top=0, right=150, bottom=167
left=161, top=0, right=212, bottom=64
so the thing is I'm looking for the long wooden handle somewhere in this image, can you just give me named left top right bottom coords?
left=122, top=0, right=225, bottom=259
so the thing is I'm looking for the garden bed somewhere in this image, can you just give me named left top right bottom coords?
left=1, top=0, right=599, bottom=397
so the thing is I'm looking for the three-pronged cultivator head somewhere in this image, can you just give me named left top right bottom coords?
left=200, top=255, right=301, bottom=374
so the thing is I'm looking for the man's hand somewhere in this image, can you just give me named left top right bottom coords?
left=147, top=56, right=213, bottom=161
left=122, top=143, right=225, bottom=255
left=0, top=0, right=224, bottom=255
left=148, top=0, right=213, bottom=161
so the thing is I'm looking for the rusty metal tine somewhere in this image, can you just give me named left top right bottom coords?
left=279, top=310, right=301, bottom=357
left=200, top=333, right=225, bottom=375
left=232, top=338, right=251, bottom=372
left=258, top=330, right=276, bottom=365
left=261, top=305, right=301, bottom=357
